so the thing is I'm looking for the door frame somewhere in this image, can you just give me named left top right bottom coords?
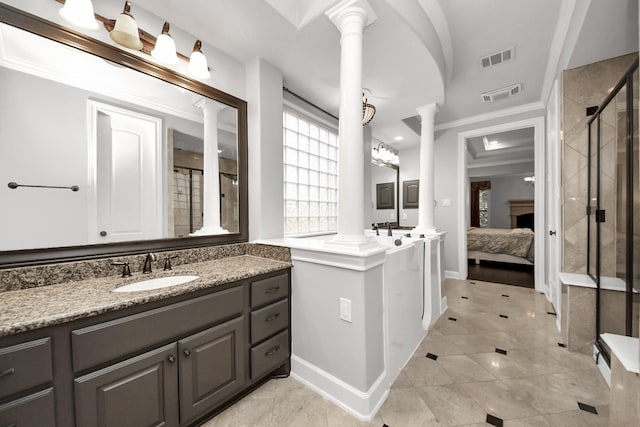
left=87, top=100, right=164, bottom=244
left=457, top=116, right=546, bottom=294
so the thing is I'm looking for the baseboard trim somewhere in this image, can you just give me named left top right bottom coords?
left=444, top=270, right=463, bottom=280
left=290, top=355, right=389, bottom=421
left=593, top=345, right=611, bottom=388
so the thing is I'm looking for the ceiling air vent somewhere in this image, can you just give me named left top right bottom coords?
left=480, top=83, right=522, bottom=103
left=480, top=47, right=515, bottom=68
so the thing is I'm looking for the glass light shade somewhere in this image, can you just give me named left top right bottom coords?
left=188, top=40, right=211, bottom=79
left=362, top=95, right=376, bottom=125
left=151, top=23, right=178, bottom=65
left=109, top=2, right=143, bottom=50
left=58, top=0, right=99, bottom=30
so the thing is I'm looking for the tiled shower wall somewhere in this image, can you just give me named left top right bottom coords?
left=561, top=53, right=637, bottom=273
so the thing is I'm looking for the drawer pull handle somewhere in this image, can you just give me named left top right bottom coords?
left=183, top=349, right=191, bottom=357
left=5, top=423, right=17, bottom=427
left=265, top=345, right=281, bottom=357
left=265, top=313, right=281, bottom=322
left=168, top=355, right=176, bottom=364
left=265, top=286, right=280, bottom=294
left=0, top=368, right=14, bottom=379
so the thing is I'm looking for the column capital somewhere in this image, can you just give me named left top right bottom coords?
left=416, top=102, right=439, bottom=118
left=194, top=98, right=225, bottom=114
left=326, top=0, right=377, bottom=31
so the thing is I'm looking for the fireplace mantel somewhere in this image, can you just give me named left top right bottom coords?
left=509, top=199, right=534, bottom=229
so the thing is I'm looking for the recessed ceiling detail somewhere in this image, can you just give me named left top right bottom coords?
left=480, top=46, right=515, bottom=68
left=481, top=83, right=522, bottom=103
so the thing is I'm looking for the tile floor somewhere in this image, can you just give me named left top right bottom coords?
left=202, top=278, right=611, bottom=426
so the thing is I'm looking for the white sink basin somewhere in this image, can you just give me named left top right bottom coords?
left=113, top=275, right=199, bottom=293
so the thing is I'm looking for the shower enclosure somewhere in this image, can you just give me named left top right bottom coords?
left=587, top=59, right=639, bottom=365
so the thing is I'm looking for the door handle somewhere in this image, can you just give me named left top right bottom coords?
left=549, top=230, right=557, bottom=236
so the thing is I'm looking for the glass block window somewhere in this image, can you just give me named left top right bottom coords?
left=479, top=189, right=490, bottom=227
left=283, top=109, right=339, bottom=236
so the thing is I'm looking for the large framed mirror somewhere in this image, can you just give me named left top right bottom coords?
left=0, top=4, right=248, bottom=267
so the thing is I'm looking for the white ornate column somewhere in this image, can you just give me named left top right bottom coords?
left=413, top=103, right=438, bottom=236
left=191, top=99, right=228, bottom=235
left=326, top=0, right=378, bottom=250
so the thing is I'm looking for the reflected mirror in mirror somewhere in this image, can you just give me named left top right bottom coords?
left=370, top=159, right=399, bottom=226
left=0, top=22, right=239, bottom=251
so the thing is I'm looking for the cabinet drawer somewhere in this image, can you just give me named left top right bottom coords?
left=251, top=274, right=288, bottom=308
left=0, top=338, right=52, bottom=400
left=0, top=388, right=55, bottom=427
left=251, top=330, right=289, bottom=380
left=251, top=299, right=289, bottom=344
left=72, top=286, right=243, bottom=372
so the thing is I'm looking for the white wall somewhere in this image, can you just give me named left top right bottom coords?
left=471, top=176, right=535, bottom=229
left=398, top=145, right=420, bottom=227
left=247, top=58, right=284, bottom=240
left=434, top=109, right=546, bottom=274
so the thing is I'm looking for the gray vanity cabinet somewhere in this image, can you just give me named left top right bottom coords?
left=178, top=316, right=245, bottom=424
left=74, top=343, right=179, bottom=427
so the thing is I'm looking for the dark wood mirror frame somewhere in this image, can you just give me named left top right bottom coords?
left=0, top=4, right=249, bottom=268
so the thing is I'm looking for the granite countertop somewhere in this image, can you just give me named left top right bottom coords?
left=0, top=255, right=291, bottom=338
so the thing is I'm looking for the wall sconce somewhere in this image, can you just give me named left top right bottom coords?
left=362, top=93, right=376, bottom=125
left=372, top=142, right=399, bottom=165
left=109, top=1, right=143, bottom=50
left=58, top=0, right=98, bottom=30
left=151, top=22, right=178, bottom=64
left=188, top=40, right=211, bottom=79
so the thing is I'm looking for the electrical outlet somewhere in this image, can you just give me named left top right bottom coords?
left=339, top=297, right=352, bottom=322
left=442, top=198, right=451, bottom=206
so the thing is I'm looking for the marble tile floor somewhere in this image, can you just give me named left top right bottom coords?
left=201, top=278, right=611, bottom=427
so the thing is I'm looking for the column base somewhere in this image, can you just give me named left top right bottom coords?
left=190, top=226, right=229, bottom=236
left=410, top=226, right=438, bottom=237
left=324, top=234, right=380, bottom=253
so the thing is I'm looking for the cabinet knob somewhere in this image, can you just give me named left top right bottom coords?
left=167, top=355, right=176, bottom=364
left=183, top=349, right=191, bottom=357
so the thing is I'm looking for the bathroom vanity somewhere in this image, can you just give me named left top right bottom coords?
left=0, top=255, right=291, bottom=427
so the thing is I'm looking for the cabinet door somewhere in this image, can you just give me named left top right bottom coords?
left=178, top=316, right=245, bottom=424
left=74, top=343, right=178, bottom=427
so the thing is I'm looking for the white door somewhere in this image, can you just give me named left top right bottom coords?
left=90, top=102, right=163, bottom=243
left=546, top=80, right=562, bottom=313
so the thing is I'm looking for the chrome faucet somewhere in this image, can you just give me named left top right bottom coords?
left=387, top=222, right=393, bottom=236
left=142, top=253, right=156, bottom=274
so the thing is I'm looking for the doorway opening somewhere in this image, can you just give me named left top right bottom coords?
left=457, top=117, right=546, bottom=293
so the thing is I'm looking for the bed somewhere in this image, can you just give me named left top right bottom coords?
left=467, top=227, right=534, bottom=265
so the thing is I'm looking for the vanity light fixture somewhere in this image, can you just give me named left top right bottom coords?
left=109, top=1, right=143, bottom=50
left=188, top=40, right=211, bottom=79
left=362, top=93, right=376, bottom=125
left=372, top=141, right=399, bottom=165
left=151, top=22, right=178, bottom=64
left=58, top=0, right=99, bottom=30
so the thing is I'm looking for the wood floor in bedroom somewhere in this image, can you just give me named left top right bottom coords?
left=467, top=260, right=534, bottom=288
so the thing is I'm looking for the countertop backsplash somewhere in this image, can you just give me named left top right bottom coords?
left=0, top=243, right=290, bottom=293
